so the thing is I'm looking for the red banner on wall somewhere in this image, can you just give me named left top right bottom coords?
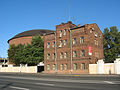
left=89, top=46, right=92, bottom=55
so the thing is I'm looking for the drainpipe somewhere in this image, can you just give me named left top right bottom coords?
left=54, top=32, right=57, bottom=73
left=69, top=28, right=72, bottom=73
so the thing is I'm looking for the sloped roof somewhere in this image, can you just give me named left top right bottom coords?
left=8, top=29, right=54, bottom=43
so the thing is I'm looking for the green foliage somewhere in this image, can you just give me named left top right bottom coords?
left=8, top=34, right=44, bottom=66
left=8, top=44, right=25, bottom=65
left=103, top=26, right=120, bottom=63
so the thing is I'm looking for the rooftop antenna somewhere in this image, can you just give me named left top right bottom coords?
left=68, top=0, right=70, bottom=21
left=71, top=16, right=76, bottom=24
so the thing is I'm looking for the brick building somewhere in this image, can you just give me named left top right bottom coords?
left=8, top=21, right=103, bottom=74
left=8, top=29, right=54, bottom=47
left=44, top=21, right=103, bottom=74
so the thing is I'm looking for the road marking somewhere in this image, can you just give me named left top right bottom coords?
left=73, top=75, right=80, bottom=76
left=35, top=83, right=55, bottom=86
left=10, top=86, right=29, bottom=90
left=104, top=81, right=115, bottom=84
left=0, top=76, right=119, bottom=85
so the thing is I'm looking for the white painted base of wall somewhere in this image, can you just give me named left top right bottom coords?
left=89, top=58, right=120, bottom=74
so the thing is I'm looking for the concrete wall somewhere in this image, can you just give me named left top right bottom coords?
left=0, top=66, right=37, bottom=73
left=89, top=58, right=120, bottom=74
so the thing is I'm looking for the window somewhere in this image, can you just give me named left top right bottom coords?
left=81, top=50, right=85, bottom=57
left=73, top=38, right=76, bottom=45
left=95, top=52, right=99, bottom=58
left=52, top=41, right=55, bottom=47
left=81, top=63, right=85, bottom=70
left=95, top=40, right=98, bottom=45
left=99, top=35, right=101, bottom=38
left=47, top=42, right=50, bottom=48
left=64, top=52, right=67, bottom=59
left=90, top=30, right=92, bottom=33
left=64, top=39, right=67, bottom=45
left=60, top=52, right=63, bottom=59
left=73, top=51, right=77, bottom=57
left=60, top=30, right=62, bottom=37
left=52, top=53, right=55, bottom=59
left=91, top=27, right=95, bottom=31
left=47, top=54, right=50, bottom=60
left=64, top=29, right=67, bottom=35
left=94, top=40, right=96, bottom=45
left=94, top=32, right=97, bottom=37
left=80, top=37, right=84, bottom=44
left=59, top=40, right=63, bottom=47
left=47, top=64, right=50, bottom=71
left=60, top=64, right=63, bottom=70
left=53, top=64, right=56, bottom=71
left=73, top=63, right=77, bottom=70
left=64, top=64, right=67, bottom=70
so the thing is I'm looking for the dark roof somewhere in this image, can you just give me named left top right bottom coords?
left=8, top=29, right=54, bottom=43
left=70, top=25, right=85, bottom=30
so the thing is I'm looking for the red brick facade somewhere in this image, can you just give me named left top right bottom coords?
left=8, top=21, right=103, bottom=74
left=44, top=21, right=103, bottom=74
left=9, top=36, right=43, bottom=48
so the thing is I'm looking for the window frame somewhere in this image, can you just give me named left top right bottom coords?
left=73, top=63, right=77, bottom=70
left=47, top=64, right=50, bottom=71
left=64, top=52, right=67, bottom=59
left=64, top=29, right=67, bottom=36
left=64, top=39, right=67, bottom=45
left=73, top=51, right=77, bottom=57
left=60, top=30, right=62, bottom=37
left=64, top=64, right=67, bottom=70
left=60, top=64, right=63, bottom=70
left=60, top=52, right=63, bottom=59
left=59, top=40, right=63, bottom=47
left=47, top=54, right=50, bottom=60
left=53, top=64, right=56, bottom=71
left=52, top=53, right=55, bottom=60
left=81, top=50, right=85, bottom=57
left=80, top=37, right=84, bottom=44
left=47, top=42, right=50, bottom=48
left=81, top=63, right=85, bottom=70
left=52, top=41, right=55, bottom=47
left=73, top=38, right=76, bottom=45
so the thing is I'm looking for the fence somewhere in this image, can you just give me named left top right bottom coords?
left=89, top=58, right=120, bottom=74
left=0, top=66, right=37, bottom=73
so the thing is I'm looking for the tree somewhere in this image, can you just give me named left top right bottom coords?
left=27, top=35, right=44, bottom=65
left=103, top=26, right=120, bottom=63
left=8, top=35, right=44, bottom=66
left=8, top=44, right=25, bottom=65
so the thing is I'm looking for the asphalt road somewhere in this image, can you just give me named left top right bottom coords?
left=0, top=73, right=120, bottom=90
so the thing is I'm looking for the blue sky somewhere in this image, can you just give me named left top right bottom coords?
left=0, top=0, right=120, bottom=58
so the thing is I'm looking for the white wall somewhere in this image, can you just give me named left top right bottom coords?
left=89, top=58, right=120, bottom=74
left=0, top=66, right=37, bottom=73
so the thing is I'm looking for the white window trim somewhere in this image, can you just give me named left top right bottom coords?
left=64, top=39, right=67, bottom=45
left=64, top=29, right=67, bottom=36
left=47, top=42, right=50, bottom=48
left=60, top=30, right=62, bottom=37
left=73, top=38, right=76, bottom=45
left=73, top=51, right=77, bottom=57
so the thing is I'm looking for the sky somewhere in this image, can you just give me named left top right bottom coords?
left=0, top=0, right=120, bottom=58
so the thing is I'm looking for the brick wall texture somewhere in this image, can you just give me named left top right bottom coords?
left=9, top=21, right=104, bottom=74
left=44, top=21, right=104, bottom=74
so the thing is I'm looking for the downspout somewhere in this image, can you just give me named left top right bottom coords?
left=69, top=28, right=72, bottom=73
left=54, top=32, right=57, bottom=73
